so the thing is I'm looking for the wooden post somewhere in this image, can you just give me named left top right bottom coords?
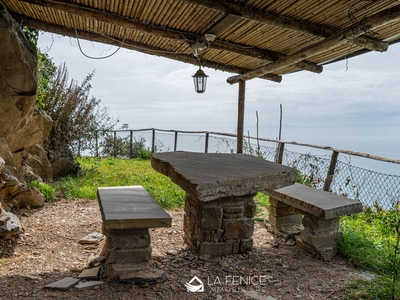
left=276, top=142, right=285, bottom=164
left=205, top=132, right=209, bottom=153
left=113, top=131, right=117, bottom=158
left=174, top=131, right=178, bottom=152
left=237, top=80, right=246, bottom=154
left=151, top=129, right=156, bottom=153
left=323, top=151, right=339, bottom=192
left=129, top=130, right=133, bottom=158
left=95, top=131, right=99, bottom=157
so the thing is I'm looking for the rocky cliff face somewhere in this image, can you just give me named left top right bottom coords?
left=0, top=6, right=50, bottom=210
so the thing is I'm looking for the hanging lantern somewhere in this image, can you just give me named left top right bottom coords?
left=192, top=67, right=208, bottom=93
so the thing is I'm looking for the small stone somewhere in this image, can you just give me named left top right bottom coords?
left=79, top=233, right=105, bottom=245
left=166, top=250, right=178, bottom=256
left=190, top=269, right=202, bottom=276
left=285, top=239, right=296, bottom=246
left=19, top=274, right=43, bottom=281
left=75, top=281, right=104, bottom=291
left=199, top=254, right=211, bottom=261
left=119, top=268, right=167, bottom=285
left=220, top=260, right=229, bottom=267
left=0, top=212, right=21, bottom=238
left=78, top=267, right=100, bottom=279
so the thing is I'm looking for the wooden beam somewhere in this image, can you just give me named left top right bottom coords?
left=236, top=80, right=245, bottom=154
left=11, top=13, right=282, bottom=83
left=227, top=4, right=400, bottom=84
left=182, top=0, right=388, bottom=52
left=20, top=0, right=321, bottom=75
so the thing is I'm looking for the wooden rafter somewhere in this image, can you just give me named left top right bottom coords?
left=20, top=0, right=321, bottom=74
left=227, top=4, right=400, bottom=84
left=11, top=13, right=282, bottom=83
left=183, top=0, right=388, bottom=52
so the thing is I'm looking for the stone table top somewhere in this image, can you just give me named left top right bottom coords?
left=151, top=152, right=297, bottom=201
left=97, top=186, right=172, bottom=230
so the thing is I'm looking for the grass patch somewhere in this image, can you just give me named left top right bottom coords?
left=254, top=192, right=270, bottom=221
left=339, top=207, right=400, bottom=299
left=51, top=157, right=186, bottom=210
left=51, top=157, right=272, bottom=214
left=343, top=277, right=400, bottom=300
left=29, top=180, right=56, bottom=202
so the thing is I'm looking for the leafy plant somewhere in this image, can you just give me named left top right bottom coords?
left=29, top=180, right=56, bottom=202
left=42, top=63, right=118, bottom=160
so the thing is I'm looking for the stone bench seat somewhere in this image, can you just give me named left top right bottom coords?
left=265, top=183, right=363, bottom=260
left=97, top=186, right=172, bottom=282
left=98, top=186, right=172, bottom=230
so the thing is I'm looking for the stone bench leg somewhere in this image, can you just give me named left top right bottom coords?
left=184, top=194, right=256, bottom=256
left=102, top=226, right=156, bottom=280
left=267, top=197, right=303, bottom=235
left=298, top=214, right=343, bottom=260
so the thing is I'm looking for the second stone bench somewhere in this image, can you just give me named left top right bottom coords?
left=97, top=185, right=172, bottom=283
left=265, top=183, right=363, bottom=260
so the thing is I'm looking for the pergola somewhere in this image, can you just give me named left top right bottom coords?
left=3, top=0, right=400, bottom=152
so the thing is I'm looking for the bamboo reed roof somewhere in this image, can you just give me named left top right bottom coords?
left=3, top=0, right=400, bottom=84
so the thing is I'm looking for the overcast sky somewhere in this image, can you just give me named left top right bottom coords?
left=37, top=33, right=400, bottom=173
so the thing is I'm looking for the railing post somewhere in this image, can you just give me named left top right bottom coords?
left=129, top=130, right=133, bottom=158
left=78, top=139, right=81, bottom=157
left=205, top=132, right=209, bottom=153
left=113, top=131, right=117, bottom=158
left=323, top=151, right=339, bottom=191
left=151, top=129, right=156, bottom=153
left=174, top=131, right=178, bottom=152
left=276, top=142, right=285, bottom=164
left=95, top=131, right=99, bottom=157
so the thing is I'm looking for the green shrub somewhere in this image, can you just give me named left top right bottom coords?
left=29, top=180, right=56, bottom=202
left=137, top=149, right=152, bottom=160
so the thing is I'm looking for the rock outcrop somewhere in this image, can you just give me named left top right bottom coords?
left=0, top=6, right=51, bottom=210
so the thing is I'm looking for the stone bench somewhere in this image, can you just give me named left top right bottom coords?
left=265, top=183, right=363, bottom=260
left=97, top=186, right=172, bottom=283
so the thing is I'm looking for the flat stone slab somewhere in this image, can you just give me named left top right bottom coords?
left=78, top=267, right=100, bottom=279
left=269, top=183, right=363, bottom=219
left=44, top=277, right=80, bottom=290
left=75, top=281, right=104, bottom=291
left=79, top=232, right=105, bottom=244
left=118, top=268, right=168, bottom=285
left=97, top=186, right=172, bottom=230
left=151, top=152, right=297, bottom=201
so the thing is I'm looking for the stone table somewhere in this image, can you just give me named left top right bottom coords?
left=151, top=152, right=297, bottom=256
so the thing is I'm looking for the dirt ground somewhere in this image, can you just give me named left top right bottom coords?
left=0, top=199, right=363, bottom=300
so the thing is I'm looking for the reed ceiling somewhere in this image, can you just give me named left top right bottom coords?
left=3, top=0, right=400, bottom=84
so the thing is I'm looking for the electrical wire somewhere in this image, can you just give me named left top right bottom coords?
left=74, top=27, right=124, bottom=59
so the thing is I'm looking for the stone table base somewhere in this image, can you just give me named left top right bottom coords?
left=184, top=194, right=256, bottom=256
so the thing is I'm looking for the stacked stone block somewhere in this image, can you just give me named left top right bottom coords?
left=184, top=194, right=256, bottom=256
left=298, top=214, right=343, bottom=260
left=268, top=197, right=303, bottom=235
left=104, top=228, right=152, bottom=265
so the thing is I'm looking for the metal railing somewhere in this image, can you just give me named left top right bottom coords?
left=87, top=128, right=400, bottom=209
